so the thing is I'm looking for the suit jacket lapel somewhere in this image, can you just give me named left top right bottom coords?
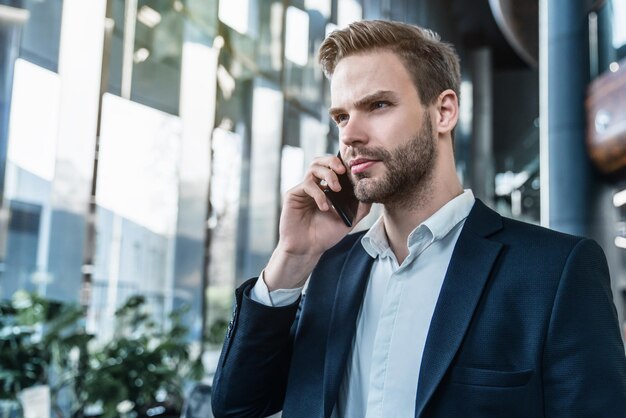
left=323, top=239, right=374, bottom=417
left=415, top=200, right=503, bottom=417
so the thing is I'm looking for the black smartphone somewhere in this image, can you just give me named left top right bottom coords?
left=323, top=152, right=359, bottom=227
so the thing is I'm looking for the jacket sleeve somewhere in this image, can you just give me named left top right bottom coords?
left=211, top=277, right=301, bottom=418
left=542, top=239, right=626, bottom=417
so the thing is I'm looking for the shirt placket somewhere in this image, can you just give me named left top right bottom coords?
left=365, top=258, right=403, bottom=418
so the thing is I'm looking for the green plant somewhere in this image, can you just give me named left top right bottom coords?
left=0, top=292, right=205, bottom=418
left=82, top=296, right=204, bottom=418
left=205, top=285, right=234, bottom=347
left=0, top=291, right=91, bottom=417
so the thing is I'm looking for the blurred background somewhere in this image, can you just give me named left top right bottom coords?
left=0, top=0, right=626, bottom=416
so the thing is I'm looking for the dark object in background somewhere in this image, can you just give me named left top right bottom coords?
left=586, top=57, right=626, bottom=174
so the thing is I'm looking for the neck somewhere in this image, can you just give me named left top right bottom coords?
left=382, top=149, right=463, bottom=264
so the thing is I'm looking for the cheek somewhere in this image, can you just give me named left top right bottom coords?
left=378, top=113, right=422, bottom=141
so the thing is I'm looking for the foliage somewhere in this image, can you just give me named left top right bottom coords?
left=82, top=296, right=204, bottom=418
left=0, top=292, right=204, bottom=418
left=0, top=291, right=91, bottom=416
left=205, top=285, right=233, bottom=347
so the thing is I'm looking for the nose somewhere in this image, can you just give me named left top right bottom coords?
left=339, top=113, right=369, bottom=148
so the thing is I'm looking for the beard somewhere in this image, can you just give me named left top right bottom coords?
left=348, top=115, right=437, bottom=207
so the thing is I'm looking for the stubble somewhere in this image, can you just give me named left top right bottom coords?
left=349, top=115, right=437, bottom=210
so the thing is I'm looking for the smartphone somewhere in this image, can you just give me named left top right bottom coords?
left=323, top=152, right=359, bottom=227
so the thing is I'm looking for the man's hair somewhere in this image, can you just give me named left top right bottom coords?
left=318, top=20, right=461, bottom=107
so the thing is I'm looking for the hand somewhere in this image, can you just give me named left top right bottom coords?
left=264, top=155, right=371, bottom=290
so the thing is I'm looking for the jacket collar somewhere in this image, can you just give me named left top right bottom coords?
left=321, top=199, right=503, bottom=418
left=322, top=239, right=374, bottom=417
left=415, top=199, right=503, bottom=416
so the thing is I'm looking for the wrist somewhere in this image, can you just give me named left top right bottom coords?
left=263, top=246, right=322, bottom=291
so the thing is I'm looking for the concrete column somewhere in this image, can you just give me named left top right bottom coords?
left=540, top=0, right=624, bottom=338
left=541, top=0, right=593, bottom=236
left=470, top=47, right=495, bottom=207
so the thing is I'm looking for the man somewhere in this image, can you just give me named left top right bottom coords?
left=212, top=20, right=626, bottom=418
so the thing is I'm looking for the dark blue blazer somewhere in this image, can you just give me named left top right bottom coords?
left=212, top=200, right=626, bottom=417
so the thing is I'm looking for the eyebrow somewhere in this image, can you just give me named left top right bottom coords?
left=328, top=90, right=399, bottom=118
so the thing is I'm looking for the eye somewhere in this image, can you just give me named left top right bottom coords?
left=333, top=114, right=349, bottom=125
left=371, top=101, right=391, bottom=111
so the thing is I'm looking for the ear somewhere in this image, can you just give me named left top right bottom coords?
left=434, top=89, right=459, bottom=137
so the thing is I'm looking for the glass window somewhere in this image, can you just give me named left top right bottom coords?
left=3, top=200, right=42, bottom=296
left=256, top=0, right=284, bottom=78
left=89, top=93, right=182, bottom=339
left=1, top=58, right=60, bottom=300
left=132, top=0, right=183, bottom=114
left=18, top=0, right=63, bottom=72
left=611, top=0, right=626, bottom=57
left=206, top=126, right=243, bottom=347
left=107, top=0, right=183, bottom=115
left=283, top=5, right=328, bottom=115
left=594, top=0, right=626, bottom=74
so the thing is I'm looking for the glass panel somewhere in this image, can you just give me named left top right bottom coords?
left=107, top=0, right=184, bottom=115
left=206, top=127, right=243, bottom=348
left=132, top=0, right=183, bottom=114
left=90, top=93, right=181, bottom=339
left=283, top=5, right=328, bottom=114
left=305, top=0, right=331, bottom=19
left=0, top=59, right=59, bottom=299
left=219, top=0, right=250, bottom=34
left=173, top=41, right=216, bottom=340
left=611, top=0, right=626, bottom=54
left=2, top=200, right=41, bottom=296
left=256, top=0, right=283, bottom=78
left=243, top=79, right=283, bottom=277
left=285, top=6, right=309, bottom=67
left=595, top=1, right=626, bottom=72
left=281, top=145, right=304, bottom=196
left=337, top=0, right=362, bottom=28
left=19, top=0, right=63, bottom=72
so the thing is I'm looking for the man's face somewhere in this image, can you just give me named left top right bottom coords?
left=329, top=50, right=437, bottom=206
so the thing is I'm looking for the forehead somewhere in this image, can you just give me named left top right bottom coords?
left=329, top=50, right=417, bottom=106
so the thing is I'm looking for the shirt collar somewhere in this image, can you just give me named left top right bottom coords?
left=361, top=190, right=475, bottom=259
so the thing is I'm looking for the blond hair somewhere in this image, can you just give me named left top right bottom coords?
left=318, top=20, right=461, bottom=106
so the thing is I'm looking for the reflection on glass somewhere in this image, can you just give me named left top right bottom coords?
left=337, top=0, right=363, bottom=29
left=285, top=6, right=310, bottom=67
left=246, top=80, right=283, bottom=274
left=207, top=127, right=243, bottom=347
left=2, top=201, right=41, bottom=297
left=219, top=0, right=250, bottom=34
left=281, top=145, right=304, bottom=196
left=283, top=5, right=326, bottom=112
left=19, top=0, right=63, bottom=72
left=305, top=0, right=331, bottom=19
left=90, top=93, right=181, bottom=340
left=97, top=94, right=181, bottom=236
left=1, top=59, right=59, bottom=299
left=299, top=113, right=327, bottom=167
left=107, top=0, right=183, bottom=114
left=7, top=59, right=59, bottom=184
left=612, top=0, right=626, bottom=49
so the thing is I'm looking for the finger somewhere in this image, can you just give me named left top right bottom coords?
left=311, top=162, right=349, bottom=193
left=301, top=180, right=330, bottom=211
left=311, top=155, right=347, bottom=175
left=310, top=165, right=340, bottom=192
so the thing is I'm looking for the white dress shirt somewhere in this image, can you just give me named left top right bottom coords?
left=251, top=190, right=475, bottom=417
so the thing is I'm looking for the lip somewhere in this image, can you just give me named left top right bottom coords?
left=350, top=158, right=380, bottom=174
